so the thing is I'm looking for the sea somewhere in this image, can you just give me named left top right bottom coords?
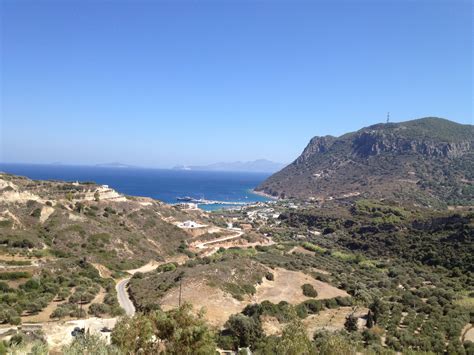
left=0, top=163, right=271, bottom=211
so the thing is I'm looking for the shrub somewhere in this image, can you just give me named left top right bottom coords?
left=302, top=299, right=323, bottom=314
left=295, top=304, right=308, bottom=318
left=0, top=271, right=31, bottom=280
left=324, top=298, right=339, bottom=309
left=89, top=303, right=110, bottom=317
left=31, top=208, right=42, bottom=218
left=344, top=314, right=358, bottom=332
left=302, top=242, right=327, bottom=253
left=224, top=313, right=263, bottom=348
left=335, top=296, right=352, bottom=307
left=157, top=263, right=177, bottom=273
left=265, top=272, right=274, bottom=281
left=302, top=283, right=318, bottom=298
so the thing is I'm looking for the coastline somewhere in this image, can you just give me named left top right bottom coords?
left=251, top=189, right=279, bottom=200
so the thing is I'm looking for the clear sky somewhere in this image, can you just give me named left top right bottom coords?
left=1, top=0, right=472, bottom=168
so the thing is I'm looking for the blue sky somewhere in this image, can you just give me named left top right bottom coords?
left=1, top=0, right=472, bottom=167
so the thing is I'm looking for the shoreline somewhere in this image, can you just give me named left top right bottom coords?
left=251, top=189, right=279, bottom=200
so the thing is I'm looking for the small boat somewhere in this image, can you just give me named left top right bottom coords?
left=177, top=196, right=194, bottom=202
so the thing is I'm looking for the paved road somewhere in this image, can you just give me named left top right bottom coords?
left=116, top=278, right=135, bottom=316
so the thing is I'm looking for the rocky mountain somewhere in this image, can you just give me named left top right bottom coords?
left=174, top=159, right=285, bottom=173
left=256, top=117, right=474, bottom=207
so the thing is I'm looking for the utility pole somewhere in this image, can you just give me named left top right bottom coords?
left=178, top=278, right=182, bottom=307
left=386, top=112, right=390, bottom=123
left=79, top=293, right=83, bottom=318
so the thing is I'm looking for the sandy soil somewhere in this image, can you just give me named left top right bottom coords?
left=21, top=300, right=66, bottom=323
left=43, top=317, right=117, bottom=352
left=39, top=206, right=55, bottom=223
left=0, top=190, right=42, bottom=204
left=302, top=307, right=368, bottom=337
left=126, top=255, right=188, bottom=274
left=68, top=213, right=86, bottom=222
left=261, top=315, right=282, bottom=336
left=92, top=263, right=112, bottom=278
left=86, top=287, right=106, bottom=311
left=254, top=268, right=348, bottom=304
left=159, top=267, right=349, bottom=328
left=160, top=281, right=244, bottom=328
left=200, top=237, right=275, bottom=258
left=462, top=324, right=474, bottom=342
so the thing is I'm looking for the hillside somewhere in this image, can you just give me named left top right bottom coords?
left=0, top=173, right=212, bottom=270
left=0, top=173, right=472, bottom=354
left=256, top=117, right=474, bottom=207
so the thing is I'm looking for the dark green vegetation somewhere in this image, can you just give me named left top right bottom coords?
left=0, top=258, right=124, bottom=325
left=260, top=201, right=473, bottom=354
left=302, top=283, right=318, bottom=297
left=61, top=303, right=368, bottom=355
left=279, top=200, right=473, bottom=273
left=257, top=117, right=474, bottom=206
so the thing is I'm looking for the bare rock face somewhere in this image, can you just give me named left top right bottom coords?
left=296, top=136, right=335, bottom=165
left=351, top=131, right=471, bottom=158
left=256, top=117, right=474, bottom=207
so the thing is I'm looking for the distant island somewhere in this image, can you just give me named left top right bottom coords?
left=173, top=159, right=286, bottom=173
left=95, top=162, right=140, bottom=169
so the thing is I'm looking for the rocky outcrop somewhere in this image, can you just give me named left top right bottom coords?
left=295, top=136, right=335, bottom=164
left=352, top=131, right=471, bottom=158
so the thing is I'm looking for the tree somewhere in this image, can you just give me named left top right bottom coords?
left=152, top=303, right=216, bottom=355
left=225, top=313, right=263, bottom=348
left=275, top=319, right=315, bottom=355
left=63, top=333, right=120, bottom=355
left=369, top=298, right=385, bottom=325
left=344, top=314, right=358, bottom=332
left=366, top=310, right=374, bottom=328
left=314, top=331, right=357, bottom=355
left=111, top=314, right=154, bottom=353
left=111, top=303, right=216, bottom=354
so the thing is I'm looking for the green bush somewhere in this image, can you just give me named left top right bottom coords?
left=302, top=283, right=318, bottom=298
left=0, top=271, right=31, bottom=280
left=88, top=303, right=111, bottom=317
left=302, top=242, right=327, bottom=253
left=302, top=299, right=323, bottom=314
left=157, top=263, right=177, bottom=273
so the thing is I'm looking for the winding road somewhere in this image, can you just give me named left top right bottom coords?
left=114, top=230, right=245, bottom=316
left=116, top=278, right=135, bottom=316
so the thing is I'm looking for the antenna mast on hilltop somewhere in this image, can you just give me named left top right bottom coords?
left=386, top=112, right=390, bottom=123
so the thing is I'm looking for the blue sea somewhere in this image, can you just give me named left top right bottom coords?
left=0, top=164, right=271, bottom=210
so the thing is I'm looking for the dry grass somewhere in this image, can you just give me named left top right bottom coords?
left=160, top=280, right=244, bottom=327
left=158, top=266, right=349, bottom=328
left=253, top=267, right=348, bottom=304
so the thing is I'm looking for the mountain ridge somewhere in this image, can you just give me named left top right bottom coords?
left=256, top=117, right=474, bottom=207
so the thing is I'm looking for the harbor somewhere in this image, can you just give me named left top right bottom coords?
left=176, top=196, right=248, bottom=206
